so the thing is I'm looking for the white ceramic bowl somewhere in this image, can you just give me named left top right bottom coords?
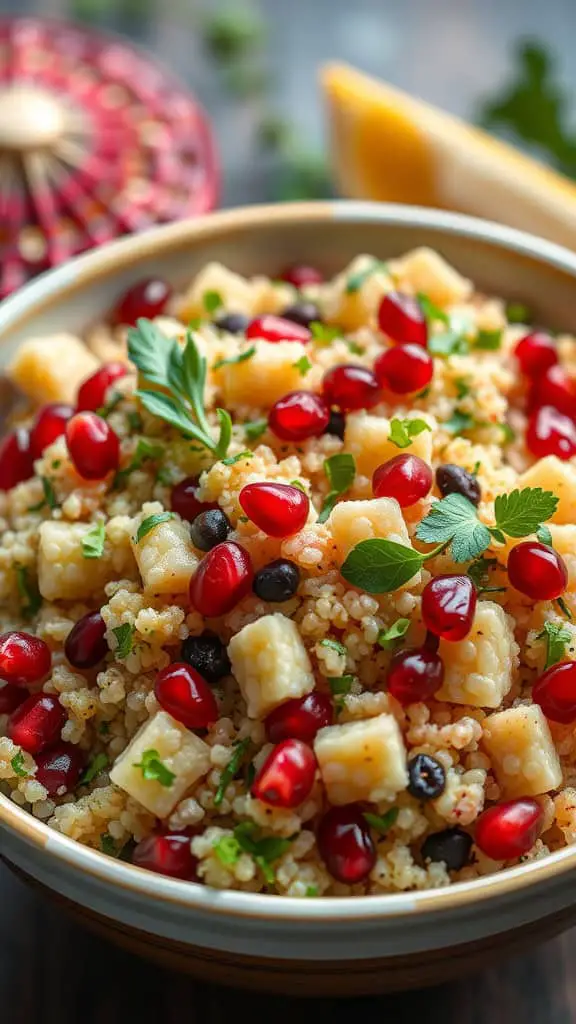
left=2, top=201, right=576, bottom=996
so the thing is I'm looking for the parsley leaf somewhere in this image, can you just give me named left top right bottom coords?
left=244, top=418, right=267, bottom=441
left=213, top=346, right=256, bottom=370
left=388, top=417, right=431, bottom=449
left=133, top=749, right=176, bottom=788
left=81, top=521, right=106, bottom=560
left=428, top=329, right=469, bottom=357
left=378, top=618, right=410, bottom=650
left=100, top=834, right=118, bottom=856
left=467, top=556, right=505, bottom=593
left=310, top=322, right=341, bottom=345
left=221, top=450, right=253, bottom=466
left=475, top=328, right=503, bottom=350
left=455, top=378, right=471, bottom=399
left=417, top=292, right=449, bottom=325
left=417, top=494, right=491, bottom=563
left=28, top=477, right=58, bottom=512
left=11, top=751, right=28, bottom=778
left=203, top=290, right=223, bottom=314
left=443, top=410, right=477, bottom=434
left=232, top=822, right=292, bottom=883
left=318, top=453, right=356, bottom=523
left=319, top=638, right=347, bottom=655
left=135, top=512, right=174, bottom=543
left=345, top=259, right=387, bottom=293
left=214, top=737, right=251, bottom=806
left=494, top=488, right=558, bottom=538
left=293, top=355, right=312, bottom=376
left=538, top=621, right=572, bottom=670
left=341, top=539, right=424, bottom=593
left=213, top=835, right=241, bottom=866
left=112, top=623, right=134, bottom=659
left=363, top=807, right=399, bottom=834
left=81, top=752, right=109, bottom=785
left=114, top=439, right=164, bottom=485
left=327, top=675, right=354, bottom=702
left=537, top=524, right=553, bottom=546
left=15, top=566, right=41, bottom=619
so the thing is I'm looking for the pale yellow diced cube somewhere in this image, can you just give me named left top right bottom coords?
left=131, top=512, right=198, bottom=596
left=436, top=602, right=519, bottom=708
left=228, top=613, right=314, bottom=719
left=344, top=411, right=434, bottom=478
left=314, top=713, right=408, bottom=805
left=329, top=499, right=420, bottom=589
left=218, top=340, right=311, bottom=408
left=38, top=521, right=119, bottom=602
left=179, top=262, right=256, bottom=320
left=323, top=254, right=393, bottom=331
left=110, top=710, right=210, bottom=818
left=482, top=705, right=562, bottom=798
left=390, top=247, right=472, bottom=307
left=519, top=456, right=576, bottom=524
left=7, top=334, right=99, bottom=406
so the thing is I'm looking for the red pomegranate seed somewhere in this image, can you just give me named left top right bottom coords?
left=77, top=363, right=128, bottom=412
left=66, top=412, right=120, bottom=480
left=35, top=742, right=84, bottom=796
left=0, top=684, right=27, bottom=715
left=246, top=314, right=311, bottom=344
left=422, top=575, right=477, bottom=642
left=507, top=542, right=567, bottom=601
left=155, top=662, right=218, bottom=730
left=239, top=482, right=309, bottom=538
left=372, top=454, right=433, bottom=507
left=529, top=364, right=576, bottom=418
left=0, top=429, right=34, bottom=490
left=515, top=331, right=558, bottom=378
left=317, top=803, right=376, bottom=884
left=65, top=611, right=108, bottom=669
left=30, top=403, right=74, bottom=459
left=265, top=692, right=333, bottom=744
left=526, top=405, right=576, bottom=460
left=171, top=476, right=217, bottom=521
left=268, top=391, right=330, bottom=442
left=387, top=646, right=444, bottom=705
left=251, top=738, right=316, bottom=808
left=374, top=343, right=433, bottom=394
left=111, top=278, right=172, bottom=327
left=475, top=798, right=544, bottom=861
left=133, top=833, right=198, bottom=880
left=8, top=693, right=66, bottom=754
left=190, top=541, right=253, bottom=618
left=280, top=265, right=324, bottom=289
left=378, top=291, right=428, bottom=346
left=533, top=660, right=576, bottom=723
left=0, top=632, right=51, bottom=686
left=322, top=364, right=381, bottom=411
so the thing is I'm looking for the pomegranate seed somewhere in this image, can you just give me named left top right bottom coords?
left=111, top=278, right=172, bottom=327
left=0, top=684, right=27, bottom=715
left=387, top=646, right=444, bottom=705
left=77, top=363, right=127, bottom=412
left=35, top=742, right=84, bottom=796
left=533, top=660, right=576, bottom=723
left=171, top=476, right=217, bottom=521
left=475, top=798, right=543, bottom=860
left=378, top=291, right=427, bottom=346
left=322, top=364, right=381, bottom=411
left=30, top=403, right=74, bottom=459
left=317, top=803, right=376, bottom=884
left=265, top=692, right=333, bottom=743
left=530, top=364, right=576, bottom=418
left=507, top=542, right=567, bottom=601
left=374, top=344, right=433, bottom=394
left=0, top=632, right=51, bottom=686
left=515, top=331, right=558, bottom=378
left=526, top=405, right=576, bottom=460
left=251, top=738, right=316, bottom=808
left=190, top=541, right=253, bottom=617
left=280, top=265, right=324, bottom=289
left=8, top=693, right=66, bottom=754
left=65, top=611, right=108, bottom=669
left=133, top=833, right=197, bottom=880
left=246, top=314, right=311, bottom=345
left=239, top=482, right=309, bottom=538
left=154, top=662, right=218, bottom=730
left=268, top=391, right=330, bottom=442
left=422, top=575, right=477, bottom=642
left=372, top=455, right=433, bottom=507
left=66, top=412, right=120, bottom=480
left=0, top=429, right=34, bottom=490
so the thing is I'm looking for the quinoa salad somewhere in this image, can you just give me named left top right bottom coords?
left=2, top=248, right=576, bottom=899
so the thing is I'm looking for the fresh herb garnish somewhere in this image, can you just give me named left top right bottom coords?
left=417, top=293, right=449, bottom=325
left=81, top=521, right=106, bottom=560
left=317, top=453, right=356, bottom=523
left=231, top=821, right=292, bottom=883
left=244, top=418, right=268, bottom=441
left=428, top=326, right=469, bottom=357
left=327, top=675, right=354, bottom=712
left=345, top=259, right=387, bottom=293
left=100, top=833, right=118, bottom=856
left=455, top=378, right=471, bottom=399
left=213, top=346, right=256, bottom=370
left=319, top=638, right=347, bottom=655
left=127, top=411, right=143, bottom=432
left=214, top=737, right=251, bottom=807
left=341, top=539, right=426, bottom=594
left=293, top=355, right=312, bottom=376
left=81, top=752, right=109, bottom=785
left=133, top=749, right=176, bottom=788
left=112, top=623, right=134, bottom=659
left=506, top=301, right=531, bottom=324
left=11, top=751, right=28, bottom=778
left=304, top=885, right=319, bottom=897
left=203, top=290, right=223, bottom=315
left=213, top=834, right=242, bottom=866
left=363, top=807, right=399, bottom=834
left=467, top=556, right=506, bottom=593
left=347, top=341, right=364, bottom=356
left=290, top=479, right=306, bottom=492
left=28, top=477, right=58, bottom=512
left=443, top=410, right=477, bottom=434
left=538, top=621, right=572, bottom=670
left=221, top=450, right=253, bottom=466
left=310, top=322, right=341, bottom=345
left=388, top=417, right=431, bottom=450
left=493, top=488, right=559, bottom=538
left=378, top=618, right=411, bottom=649
left=15, top=566, right=41, bottom=619
left=97, top=391, right=124, bottom=419
left=556, top=596, right=573, bottom=621
left=114, top=439, right=164, bottom=486
left=135, top=512, right=174, bottom=543
left=537, top=524, right=553, bottom=546
left=475, top=328, right=503, bottom=351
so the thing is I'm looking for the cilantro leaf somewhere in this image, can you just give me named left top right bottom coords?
left=244, top=418, right=267, bottom=441
left=81, top=752, right=109, bottom=785
left=537, top=524, right=553, bottom=546
left=317, top=453, right=356, bottom=523
left=213, top=835, right=242, bottom=866
left=82, top=521, right=106, bottom=560
left=417, top=292, right=449, bottom=325
left=467, top=556, right=505, bottom=593
left=538, top=621, right=573, bottom=670
left=213, top=346, right=256, bottom=370
left=378, top=618, right=410, bottom=650
left=233, top=822, right=292, bottom=882
left=15, top=566, right=41, bottom=619
left=221, top=450, right=253, bottom=466
left=133, top=749, right=175, bottom=788
left=345, top=259, right=388, bottom=293
left=363, top=807, right=399, bottom=834
left=443, top=409, right=477, bottom=434
left=203, top=290, right=223, bottom=314
left=341, top=538, right=424, bottom=593
left=135, top=512, right=174, bottom=543
left=388, top=417, right=431, bottom=449
left=494, top=487, right=558, bottom=538
left=416, top=494, right=491, bottom=563
left=293, top=355, right=312, bottom=376
left=310, top=322, right=341, bottom=345
left=475, top=328, right=503, bottom=350
left=327, top=675, right=354, bottom=697
left=112, top=623, right=134, bottom=659
left=11, top=751, right=28, bottom=778
left=319, top=638, right=347, bottom=655
left=214, top=737, right=251, bottom=806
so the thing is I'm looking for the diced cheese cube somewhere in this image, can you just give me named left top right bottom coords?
left=218, top=340, right=311, bottom=408
left=344, top=411, right=434, bottom=478
left=436, top=601, right=518, bottom=708
left=38, top=521, right=118, bottom=601
left=131, top=513, right=198, bottom=595
left=110, top=710, right=210, bottom=818
left=228, top=613, right=314, bottom=719
left=519, top=456, right=576, bottom=524
left=482, top=704, right=562, bottom=798
left=314, top=713, right=408, bottom=805
left=329, top=499, right=420, bottom=587
left=179, top=262, right=256, bottom=320
left=391, top=247, right=472, bottom=307
left=7, top=333, right=99, bottom=405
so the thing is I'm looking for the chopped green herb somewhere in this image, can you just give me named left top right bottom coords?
left=467, top=556, right=506, bottom=593
left=347, top=341, right=364, bottom=356
left=293, top=355, right=312, bottom=376
left=127, top=411, right=143, bottom=432
left=114, top=439, right=164, bottom=485
left=319, top=638, right=347, bottom=656
left=112, top=623, right=134, bottom=659
left=245, top=761, right=256, bottom=789
left=345, top=259, right=387, bottom=294
left=156, top=466, right=175, bottom=486
left=99, top=721, right=110, bottom=736
left=213, top=346, right=256, bottom=370
left=304, top=885, right=319, bottom=897
left=417, top=292, right=449, bottom=325
left=100, top=833, right=118, bottom=856
left=232, top=821, right=292, bottom=883
left=428, top=329, right=469, bottom=357
left=15, top=566, right=41, bottom=619
left=318, top=453, right=356, bottom=523
left=133, top=749, right=176, bottom=788
left=221, top=450, right=253, bottom=466
left=310, top=321, right=341, bottom=345
left=214, top=737, right=251, bottom=806
left=81, top=752, right=109, bottom=785
left=213, top=835, right=242, bottom=866
left=135, top=512, right=174, bottom=543
left=327, top=675, right=354, bottom=711
left=499, top=423, right=516, bottom=444
left=51, top=460, right=61, bottom=469
left=28, top=477, right=58, bottom=512
left=81, top=521, right=106, bottom=560
left=506, top=301, right=531, bottom=324
left=203, top=290, right=223, bottom=315
left=363, top=807, right=399, bottom=834
left=290, top=479, right=306, bottom=492
left=97, top=391, right=123, bottom=419
left=472, top=460, right=481, bottom=476
left=443, top=410, right=477, bottom=434
left=556, top=596, right=573, bottom=621
left=475, top=328, right=503, bottom=350
left=538, top=621, right=572, bottom=670
left=203, top=8, right=263, bottom=63
left=537, top=524, right=553, bottom=546
left=455, top=378, right=471, bottom=400
left=378, top=618, right=411, bottom=650
left=244, top=418, right=268, bottom=441
left=388, top=417, right=432, bottom=449
left=11, top=751, right=28, bottom=778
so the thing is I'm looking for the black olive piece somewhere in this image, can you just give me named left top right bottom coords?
left=280, top=302, right=322, bottom=328
left=323, top=409, right=345, bottom=440
left=421, top=827, right=473, bottom=871
left=253, top=558, right=301, bottom=602
left=214, top=312, right=250, bottom=334
left=407, top=754, right=446, bottom=801
left=435, top=464, right=481, bottom=506
left=190, top=508, right=231, bottom=551
left=181, top=633, right=231, bottom=683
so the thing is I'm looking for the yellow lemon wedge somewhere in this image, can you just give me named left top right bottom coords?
left=322, top=63, right=576, bottom=248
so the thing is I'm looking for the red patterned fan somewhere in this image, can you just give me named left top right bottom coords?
left=0, top=17, right=219, bottom=298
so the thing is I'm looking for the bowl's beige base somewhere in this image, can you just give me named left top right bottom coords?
left=6, top=858, right=576, bottom=996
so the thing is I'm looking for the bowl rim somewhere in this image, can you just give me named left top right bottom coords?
left=2, top=198, right=576, bottom=924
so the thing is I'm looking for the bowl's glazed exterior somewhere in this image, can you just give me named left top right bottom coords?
left=3, top=202, right=576, bottom=995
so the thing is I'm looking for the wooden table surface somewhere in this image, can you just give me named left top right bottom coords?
left=1, top=859, right=573, bottom=1024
